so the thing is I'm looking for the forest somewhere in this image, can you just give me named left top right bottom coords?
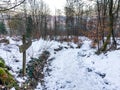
left=0, top=0, right=120, bottom=90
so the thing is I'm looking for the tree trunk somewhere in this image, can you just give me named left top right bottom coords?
left=100, top=0, right=117, bottom=52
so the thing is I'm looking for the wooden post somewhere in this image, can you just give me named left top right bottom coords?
left=19, top=35, right=32, bottom=76
left=22, top=35, right=26, bottom=76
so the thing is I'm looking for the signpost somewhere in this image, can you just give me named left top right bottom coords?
left=19, top=35, right=32, bottom=76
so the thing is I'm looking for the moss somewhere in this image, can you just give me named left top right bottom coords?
left=0, top=67, right=7, bottom=76
left=6, top=76, right=18, bottom=89
left=0, top=57, right=5, bottom=68
left=0, top=61, right=5, bottom=68
left=0, top=57, right=5, bottom=63
left=0, top=67, right=8, bottom=85
left=0, top=67, right=18, bottom=88
left=4, top=68, right=13, bottom=77
left=0, top=58, right=19, bottom=89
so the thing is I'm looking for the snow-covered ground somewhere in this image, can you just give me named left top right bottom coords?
left=0, top=37, right=120, bottom=90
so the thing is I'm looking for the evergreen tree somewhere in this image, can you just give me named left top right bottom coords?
left=0, top=22, right=7, bottom=35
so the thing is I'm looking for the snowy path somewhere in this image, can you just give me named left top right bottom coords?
left=44, top=41, right=115, bottom=90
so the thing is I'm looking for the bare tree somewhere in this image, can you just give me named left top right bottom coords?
left=65, top=0, right=75, bottom=38
left=28, top=0, right=50, bottom=39
left=100, top=0, right=120, bottom=52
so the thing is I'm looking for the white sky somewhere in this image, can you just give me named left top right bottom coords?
left=44, top=0, right=66, bottom=15
left=2, top=0, right=66, bottom=15
left=5, top=0, right=95, bottom=15
left=44, top=0, right=95, bottom=15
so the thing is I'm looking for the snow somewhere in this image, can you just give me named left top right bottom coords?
left=44, top=39, right=115, bottom=90
left=10, top=87, right=16, bottom=90
left=34, top=83, right=42, bottom=90
left=0, top=36, right=120, bottom=90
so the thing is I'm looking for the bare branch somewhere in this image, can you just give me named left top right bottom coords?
left=0, top=0, right=26, bottom=12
